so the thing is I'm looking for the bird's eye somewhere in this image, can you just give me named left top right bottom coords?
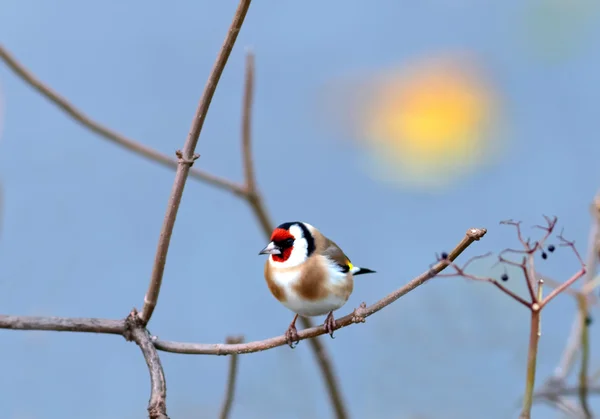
left=278, top=238, right=294, bottom=248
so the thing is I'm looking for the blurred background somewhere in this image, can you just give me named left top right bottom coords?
left=1, top=0, right=600, bottom=418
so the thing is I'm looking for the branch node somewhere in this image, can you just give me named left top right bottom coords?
left=124, top=308, right=142, bottom=342
left=175, top=150, right=200, bottom=166
left=351, top=302, right=368, bottom=324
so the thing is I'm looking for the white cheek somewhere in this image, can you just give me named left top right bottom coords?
left=270, top=239, right=308, bottom=269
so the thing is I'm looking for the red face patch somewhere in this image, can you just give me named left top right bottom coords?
left=270, top=228, right=294, bottom=263
left=272, top=247, right=293, bottom=263
left=270, top=228, right=294, bottom=242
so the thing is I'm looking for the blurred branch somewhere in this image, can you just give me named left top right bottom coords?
left=532, top=194, right=600, bottom=413
left=577, top=295, right=592, bottom=418
left=139, top=0, right=253, bottom=325
left=124, top=310, right=169, bottom=419
left=0, top=45, right=245, bottom=197
left=554, top=195, right=600, bottom=379
left=219, top=336, right=244, bottom=419
left=241, top=52, right=256, bottom=195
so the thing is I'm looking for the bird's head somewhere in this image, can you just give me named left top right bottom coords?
left=259, top=221, right=316, bottom=267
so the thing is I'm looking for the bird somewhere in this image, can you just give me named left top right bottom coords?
left=259, top=221, right=375, bottom=348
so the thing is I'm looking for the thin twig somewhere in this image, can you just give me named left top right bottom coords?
left=0, top=44, right=245, bottom=197
left=139, top=0, right=253, bottom=325
left=438, top=255, right=531, bottom=308
left=124, top=310, right=169, bottom=419
left=539, top=269, right=586, bottom=309
left=219, top=336, right=244, bottom=419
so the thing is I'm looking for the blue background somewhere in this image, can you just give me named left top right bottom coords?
left=1, top=0, right=600, bottom=418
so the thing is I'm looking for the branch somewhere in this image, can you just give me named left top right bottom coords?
left=0, top=44, right=245, bottom=197
left=521, top=299, right=541, bottom=419
left=577, top=295, right=592, bottom=418
left=241, top=51, right=256, bottom=195
left=219, top=336, right=244, bottom=419
left=124, top=310, right=169, bottom=419
left=437, top=254, right=531, bottom=308
left=0, top=315, right=124, bottom=334
left=149, top=228, right=487, bottom=355
left=139, top=0, right=253, bottom=325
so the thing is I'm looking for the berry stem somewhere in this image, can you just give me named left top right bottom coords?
left=520, top=306, right=541, bottom=419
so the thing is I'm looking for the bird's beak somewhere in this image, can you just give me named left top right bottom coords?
left=259, top=241, right=281, bottom=255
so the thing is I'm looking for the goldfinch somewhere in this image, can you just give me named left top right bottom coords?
left=259, top=221, right=375, bottom=347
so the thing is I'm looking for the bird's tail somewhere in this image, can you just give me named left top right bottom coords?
left=351, top=266, right=376, bottom=276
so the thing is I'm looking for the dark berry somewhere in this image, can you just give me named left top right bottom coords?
left=541, top=252, right=548, bottom=260
left=586, top=316, right=593, bottom=326
left=548, top=244, right=555, bottom=253
left=501, top=273, right=509, bottom=281
left=441, top=252, right=448, bottom=260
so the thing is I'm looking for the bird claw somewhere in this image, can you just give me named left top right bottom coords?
left=285, top=323, right=300, bottom=349
left=324, top=311, right=337, bottom=339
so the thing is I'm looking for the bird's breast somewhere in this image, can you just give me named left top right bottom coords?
left=266, top=257, right=353, bottom=317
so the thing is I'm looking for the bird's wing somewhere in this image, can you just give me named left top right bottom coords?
left=321, top=238, right=353, bottom=273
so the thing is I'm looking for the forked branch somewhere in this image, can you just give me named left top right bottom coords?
left=437, top=216, right=586, bottom=419
left=124, top=309, right=169, bottom=419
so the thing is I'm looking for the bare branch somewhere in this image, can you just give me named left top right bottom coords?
left=124, top=310, right=169, bottom=419
left=238, top=50, right=274, bottom=236
left=539, top=269, right=586, bottom=309
left=437, top=253, right=531, bottom=308
left=241, top=51, right=256, bottom=194
left=0, top=315, right=124, bottom=334
left=539, top=231, right=587, bottom=309
left=500, top=219, right=530, bottom=249
left=0, top=44, right=246, bottom=197
left=139, top=0, right=253, bottom=325
left=150, top=228, right=487, bottom=355
left=557, top=230, right=586, bottom=268
left=219, top=336, right=244, bottom=419
left=520, top=307, right=541, bottom=419
left=498, top=255, right=536, bottom=302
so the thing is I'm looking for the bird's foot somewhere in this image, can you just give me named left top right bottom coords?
left=324, top=311, right=337, bottom=339
left=285, top=314, right=300, bottom=348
